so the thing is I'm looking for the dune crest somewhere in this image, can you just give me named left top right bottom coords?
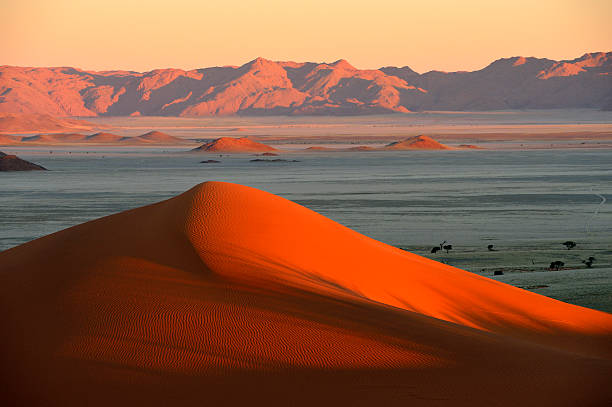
left=1, top=182, right=611, bottom=406
left=180, top=183, right=611, bottom=340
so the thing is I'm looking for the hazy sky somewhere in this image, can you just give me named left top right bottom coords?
left=2, top=0, right=611, bottom=73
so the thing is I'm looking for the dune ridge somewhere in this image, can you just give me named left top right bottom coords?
left=1, top=182, right=611, bottom=406
left=0, top=130, right=193, bottom=146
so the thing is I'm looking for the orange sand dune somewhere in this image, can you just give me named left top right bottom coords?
left=383, top=135, right=452, bottom=150
left=303, top=136, right=461, bottom=152
left=192, top=137, right=277, bottom=153
left=1, top=182, right=611, bottom=406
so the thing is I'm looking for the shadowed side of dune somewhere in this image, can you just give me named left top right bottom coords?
left=1, top=181, right=611, bottom=406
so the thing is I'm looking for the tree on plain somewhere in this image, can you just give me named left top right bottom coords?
left=582, top=256, right=596, bottom=268
left=562, top=241, right=577, bottom=250
left=549, top=260, right=564, bottom=271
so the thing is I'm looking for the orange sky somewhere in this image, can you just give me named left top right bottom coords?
left=2, top=0, right=611, bottom=73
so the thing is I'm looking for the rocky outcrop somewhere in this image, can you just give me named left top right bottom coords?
left=0, top=151, right=47, bottom=171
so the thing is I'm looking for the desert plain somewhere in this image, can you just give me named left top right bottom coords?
left=1, top=110, right=612, bottom=406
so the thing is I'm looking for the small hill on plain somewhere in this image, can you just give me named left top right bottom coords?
left=192, top=137, right=277, bottom=153
left=129, top=130, right=190, bottom=144
left=20, top=133, right=88, bottom=144
left=0, top=151, right=46, bottom=171
left=384, top=135, right=452, bottom=150
left=86, top=132, right=124, bottom=143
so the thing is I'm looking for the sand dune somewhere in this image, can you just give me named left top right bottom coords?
left=86, top=132, right=125, bottom=143
left=21, top=133, right=88, bottom=143
left=303, top=136, right=458, bottom=152
left=0, top=130, right=193, bottom=146
left=383, top=135, right=452, bottom=150
left=1, top=182, right=611, bottom=406
left=192, top=137, right=278, bottom=153
left=129, top=130, right=190, bottom=144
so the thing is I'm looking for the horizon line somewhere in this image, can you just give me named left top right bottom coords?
left=2, top=51, right=609, bottom=76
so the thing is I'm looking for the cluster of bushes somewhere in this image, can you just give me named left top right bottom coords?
left=549, top=242, right=596, bottom=271
left=427, top=239, right=597, bottom=273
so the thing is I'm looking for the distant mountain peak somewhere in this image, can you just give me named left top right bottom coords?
left=0, top=52, right=609, bottom=116
left=330, top=59, right=355, bottom=70
left=512, top=57, right=528, bottom=66
left=537, top=51, right=611, bottom=79
left=244, top=57, right=277, bottom=68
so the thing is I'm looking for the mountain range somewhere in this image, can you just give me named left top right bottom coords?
left=1, top=52, right=610, bottom=116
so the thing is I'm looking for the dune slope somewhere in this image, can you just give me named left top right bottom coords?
left=1, top=182, right=611, bottom=406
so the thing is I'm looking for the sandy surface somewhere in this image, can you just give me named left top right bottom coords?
left=2, top=112, right=611, bottom=150
left=1, top=182, right=611, bottom=406
left=0, top=113, right=96, bottom=133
